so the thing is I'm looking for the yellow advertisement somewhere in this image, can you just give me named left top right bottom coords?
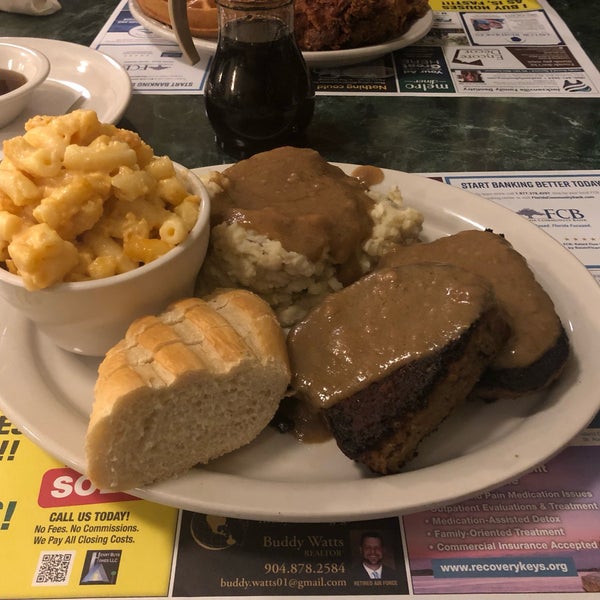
left=428, top=0, right=541, bottom=11
left=0, top=412, right=178, bottom=599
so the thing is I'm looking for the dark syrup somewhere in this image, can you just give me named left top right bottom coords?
left=0, top=69, right=27, bottom=96
left=205, top=16, right=314, bottom=157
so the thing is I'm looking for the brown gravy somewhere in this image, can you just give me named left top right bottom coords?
left=351, top=165, right=384, bottom=187
left=287, top=263, right=494, bottom=409
left=0, top=69, right=27, bottom=96
left=272, top=396, right=332, bottom=443
left=379, top=230, right=561, bottom=369
left=210, top=146, right=375, bottom=284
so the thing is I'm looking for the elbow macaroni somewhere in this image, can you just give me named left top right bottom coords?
left=0, top=109, right=200, bottom=290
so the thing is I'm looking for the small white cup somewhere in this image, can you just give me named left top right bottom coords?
left=0, top=42, right=50, bottom=128
left=0, top=165, right=211, bottom=356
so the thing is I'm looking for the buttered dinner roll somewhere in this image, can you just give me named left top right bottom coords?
left=85, top=289, right=290, bottom=490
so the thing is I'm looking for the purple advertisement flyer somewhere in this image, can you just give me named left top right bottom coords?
left=403, top=445, right=600, bottom=594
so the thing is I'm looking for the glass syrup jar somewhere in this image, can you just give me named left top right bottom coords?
left=204, top=0, right=315, bottom=158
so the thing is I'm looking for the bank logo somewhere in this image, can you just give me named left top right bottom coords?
left=79, top=550, right=121, bottom=585
left=517, top=207, right=586, bottom=221
left=563, top=79, right=592, bottom=93
left=517, top=208, right=544, bottom=219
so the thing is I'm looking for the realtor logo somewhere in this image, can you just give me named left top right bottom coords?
left=79, top=550, right=122, bottom=585
left=190, top=514, right=245, bottom=550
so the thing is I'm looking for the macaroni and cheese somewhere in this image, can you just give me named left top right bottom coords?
left=0, top=109, right=200, bottom=290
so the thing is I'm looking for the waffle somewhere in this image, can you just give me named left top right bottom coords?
left=137, top=0, right=218, bottom=38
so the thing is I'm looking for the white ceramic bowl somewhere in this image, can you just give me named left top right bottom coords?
left=0, top=164, right=211, bottom=356
left=0, top=42, right=50, bottom=128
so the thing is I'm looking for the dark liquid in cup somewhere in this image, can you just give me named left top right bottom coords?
left=205, top=16, right=314, bottom=158
left=0, top=69, right=27, bottom=96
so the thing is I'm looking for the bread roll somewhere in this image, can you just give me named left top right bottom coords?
left=85, top=289, right=290, bottom=490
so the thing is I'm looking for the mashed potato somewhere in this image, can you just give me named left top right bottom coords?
left=197, top=166, right=423, bottom=327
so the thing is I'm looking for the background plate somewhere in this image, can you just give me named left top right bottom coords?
left=0, top=37, right=131, bottom=156
left=128, top=0, right=434, bottom=68
left=0, top=167, right=598, bottom=522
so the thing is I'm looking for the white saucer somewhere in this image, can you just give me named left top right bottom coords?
left=0, top=37, right=131, bottom=156
left=129, top=0, right=433, bottom=68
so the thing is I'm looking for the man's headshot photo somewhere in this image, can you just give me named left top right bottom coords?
left=351, top=530, right=399, bottom=581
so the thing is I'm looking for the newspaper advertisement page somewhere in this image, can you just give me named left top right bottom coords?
left=403, top=444, right=600, bottom=595
left=440, top=170, right=600, bottom=283
left=396, top=0, right=600, bottom=97
left=172, top=515, right=408, bottom=596
left=2, top=407, right=600, bottom=599
left=91, top=0, right=600, bottom=97
left=91, top=0, right=210, bottom=94
left=0, top=412, right=178, bottom=598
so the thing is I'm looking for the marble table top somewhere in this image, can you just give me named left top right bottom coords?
left=2, top=0, right=599, bottom=172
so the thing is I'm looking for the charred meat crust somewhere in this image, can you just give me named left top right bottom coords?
left=476, top=324, right=570, bottom=398
left=324, top=304, right=510, bottom=472
left=378, top=229, right=570, bottom=399
left=324, top=349, right=442, bottom=458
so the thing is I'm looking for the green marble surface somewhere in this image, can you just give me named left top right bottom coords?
left=2, top=0, right=599, bottom=171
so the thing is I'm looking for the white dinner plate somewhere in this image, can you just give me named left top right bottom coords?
left=128, top=0, right=433, bottom=68
left=0, top=166, right=599, bottom=523
left=0, top=37, right=131, bottom=156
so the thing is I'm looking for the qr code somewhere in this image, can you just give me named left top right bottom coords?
left=32, top=551, right=76, bottom=586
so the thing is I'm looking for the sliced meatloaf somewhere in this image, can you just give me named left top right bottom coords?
left=378, top=229, right=569, bottom=399
left=287, top=263, right=511, bottom=474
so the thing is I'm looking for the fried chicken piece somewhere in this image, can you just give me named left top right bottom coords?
left=294, top=0, right=430, bottom=51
